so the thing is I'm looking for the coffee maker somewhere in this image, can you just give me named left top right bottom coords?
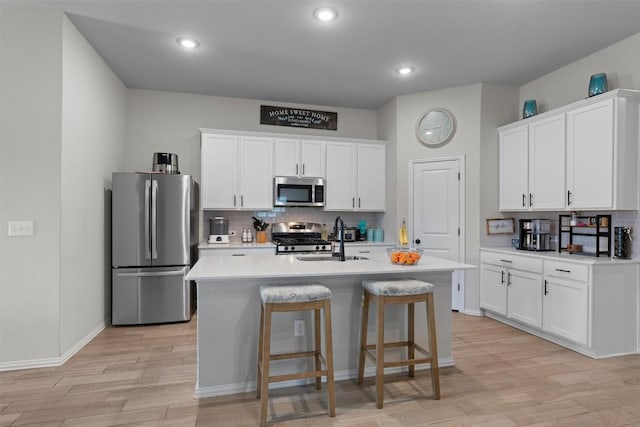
left=518, top=219, right=552, bottom=251
left=208, top=217, right=230, bottom=243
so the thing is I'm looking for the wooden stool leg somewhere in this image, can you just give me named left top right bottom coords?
left=375, top=296, right=385, bottom=409
left=357, top=290, right=370, bottom=384
left=426, top=294, right=440, bottom=400
left=408, top=302, right=415, bottom=378
left=257, top=303, right=265, bottom=399
left=314, top=308, right=322, bottom=390
left=260, top=303, right=273, bottom=426
left=323, top=299, right=336, bottom=417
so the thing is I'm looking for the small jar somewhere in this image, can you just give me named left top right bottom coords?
left=570, top=211, right=578, bottom=227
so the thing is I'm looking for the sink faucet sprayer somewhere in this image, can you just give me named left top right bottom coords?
left=333, top=216, right=346, bottom=261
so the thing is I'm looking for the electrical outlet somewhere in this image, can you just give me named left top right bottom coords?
left=294, top=319, right=305, bottom=336
left=8, top=221, right=34, bottom=237
left=229, top=230, right=237, bottom=236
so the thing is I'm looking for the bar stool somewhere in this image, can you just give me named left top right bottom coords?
left=357, top=278, right=440, bottom=409
left=257, top=283, right=336, bottom=426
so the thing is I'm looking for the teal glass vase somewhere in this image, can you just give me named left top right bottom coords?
left=588, top=73, right=608, bottom=97
left=522, top=99, right=537, bottom=119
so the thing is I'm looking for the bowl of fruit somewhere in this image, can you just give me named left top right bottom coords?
left=387, top=247, right=423, bottom=265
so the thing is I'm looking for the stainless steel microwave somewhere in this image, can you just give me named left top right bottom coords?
left=274, top=176, right=325, bottom=207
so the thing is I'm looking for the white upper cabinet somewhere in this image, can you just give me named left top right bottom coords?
left=499, top=126, right=529, bottom=210
left=499, top=113, right=565, bottom=211
left=566, top=95, right=638, bottom=210
left=499, top=89, right=640, bottom=211
left=201, top=133, right=274, bottom=210
left=325, top=141, right=385, bottom=211
left=274, top=138, right=326, bottom=178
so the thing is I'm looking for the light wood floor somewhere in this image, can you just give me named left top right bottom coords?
left=2, top=312, right=640, bottom=426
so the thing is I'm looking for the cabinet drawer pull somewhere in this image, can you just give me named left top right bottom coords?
left=232, top=253, right=246, bottom=256
left=499, top=259, right=513, bottom=263
left=555, top=268, right=571, bottom=273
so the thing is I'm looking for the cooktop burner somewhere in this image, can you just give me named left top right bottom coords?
left=271, top=222, right=333, bottom=254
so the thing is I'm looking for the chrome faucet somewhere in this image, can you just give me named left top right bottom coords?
left=333, top=216, right=346, bottom=261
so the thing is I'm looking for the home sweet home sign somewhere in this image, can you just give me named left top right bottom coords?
left=260, top=105, right=338, bottom=130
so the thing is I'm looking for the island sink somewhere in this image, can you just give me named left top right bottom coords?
left=296, top=255, right=368, bottom=262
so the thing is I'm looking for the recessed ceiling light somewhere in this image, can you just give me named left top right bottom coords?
left=314, top=7, right=338, bottom=22
left=177, top=37, right=199, bottom=49
left=397, top=66, right=415, bottom=75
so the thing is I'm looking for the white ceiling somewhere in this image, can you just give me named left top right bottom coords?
left=9, top=0, right=640, bottom=109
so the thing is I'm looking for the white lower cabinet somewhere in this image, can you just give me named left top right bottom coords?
left=542, top=276, right=589, bottom=346
left=480, top=249, right=639, bottom=358
left=480, top=252, right=543, bottom=328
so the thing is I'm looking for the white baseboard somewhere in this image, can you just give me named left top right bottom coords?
left=194, top=356, right=454, bottom=398
left=0, top=322, right=105, bottom=372
left=460, top=308, right=483, bottom=316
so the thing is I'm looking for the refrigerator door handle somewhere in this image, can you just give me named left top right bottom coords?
left=144, top=179, right=152, bottom=259
left=151, top=180, right=158, bottom=259
left=116, top=270, right=186, bottom=278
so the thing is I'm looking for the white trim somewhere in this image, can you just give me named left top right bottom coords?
left=0, top=322, right=105, bottom=372
left=461, top=308, right=483, bottom=316
left=194, top=357, right=455, bottom=398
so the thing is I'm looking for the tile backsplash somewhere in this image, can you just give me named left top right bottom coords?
left=201, top=208, right=383, bottom=243
left=504, top=211, right=639, bottom=259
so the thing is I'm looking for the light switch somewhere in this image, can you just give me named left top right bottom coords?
left=8, top=221, right=34, bottom=236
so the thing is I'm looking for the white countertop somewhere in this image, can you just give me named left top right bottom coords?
left=187, top=250, right=475, bottom=281
left=480, top=247, right=640, bottom=265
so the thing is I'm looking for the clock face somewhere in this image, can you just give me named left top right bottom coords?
left=416, top=108, right=456, bottom=147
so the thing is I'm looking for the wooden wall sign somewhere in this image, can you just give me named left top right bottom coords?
left=260, top=105, right=338, bottom=130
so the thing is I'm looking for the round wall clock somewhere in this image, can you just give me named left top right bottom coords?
left=416, top=108, right=456, bottom=147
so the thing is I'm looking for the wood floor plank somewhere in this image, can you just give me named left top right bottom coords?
left=2, top=313, right=640, bottom=426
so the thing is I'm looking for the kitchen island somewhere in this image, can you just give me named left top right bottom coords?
left=187, top=249, right=475, bottom=398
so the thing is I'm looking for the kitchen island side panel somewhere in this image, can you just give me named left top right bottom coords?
left=195, top=271, right=453, bottom=397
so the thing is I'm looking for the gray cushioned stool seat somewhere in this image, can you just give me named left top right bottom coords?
left=260, top=283, right=331, bottom=303
left=362, top=279, right=434, bottom=296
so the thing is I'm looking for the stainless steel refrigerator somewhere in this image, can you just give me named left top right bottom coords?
left=111, top=172, right=198, bottom=325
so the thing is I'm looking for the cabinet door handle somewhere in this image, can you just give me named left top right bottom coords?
left=522, top=193, right=526, bottom=208
left=358, top=197, right=361, bottom=208
left=241, top=195, right=244, bottom=207
left=555, top=268, right=571, bottom=273
left=296, top=164, right=299, bottom=175
left=529, top=193, right=533, bottom=207
left=499, top=259, right=513, bottom=263
left=544, top=279, right=548, bottom=295
left=302, top=164, right=305, bottom=175
left=567, top=190, right=572, bottom=206
left=352, top=197, right=355, bottom=208
left=233, top=195, right=237, bottom=207
left=501, top=270, right=505, bottom=284
left=507, top=272, right=512, bottom=286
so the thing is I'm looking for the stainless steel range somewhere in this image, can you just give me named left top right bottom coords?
left=271, top=222, right=332, bottom=254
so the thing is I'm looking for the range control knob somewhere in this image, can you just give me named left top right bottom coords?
left=290, top=246, right=295, bottom=251
left=283, top=246, right=289, bottom=251
left=315, top=245, right=320, bottom=250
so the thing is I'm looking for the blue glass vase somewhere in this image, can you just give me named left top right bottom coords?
left=588, top=73, right=608, bottom=97
left=522, top=99, right=537, bottom=119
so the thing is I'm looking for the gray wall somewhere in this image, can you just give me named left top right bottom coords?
left=0, top=6, right=126, bottom=366
left=60, top=14, right=126, bottom=354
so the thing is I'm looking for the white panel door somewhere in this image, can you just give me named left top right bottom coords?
left=499, top=126, right=529, bottom=210
left=528, top=114, right=566, bottom=210
left=300, top=140, right=326, bottom=177
left=239, top=136, right=273, bottom=210
left=356, top=144, right=386, bottom=211
left=480, top=264, right=507, bottom=316
left=325, top=141, right=357, bottom=210
left=274, top=138, right=300, bottom=177
left=566, top=99, right=614, bottom=209
left=411, top=158, right=462, bottom=310
left=201, top=134, right=238, bottom=209
left=543, top=277, right=590, bottom=346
